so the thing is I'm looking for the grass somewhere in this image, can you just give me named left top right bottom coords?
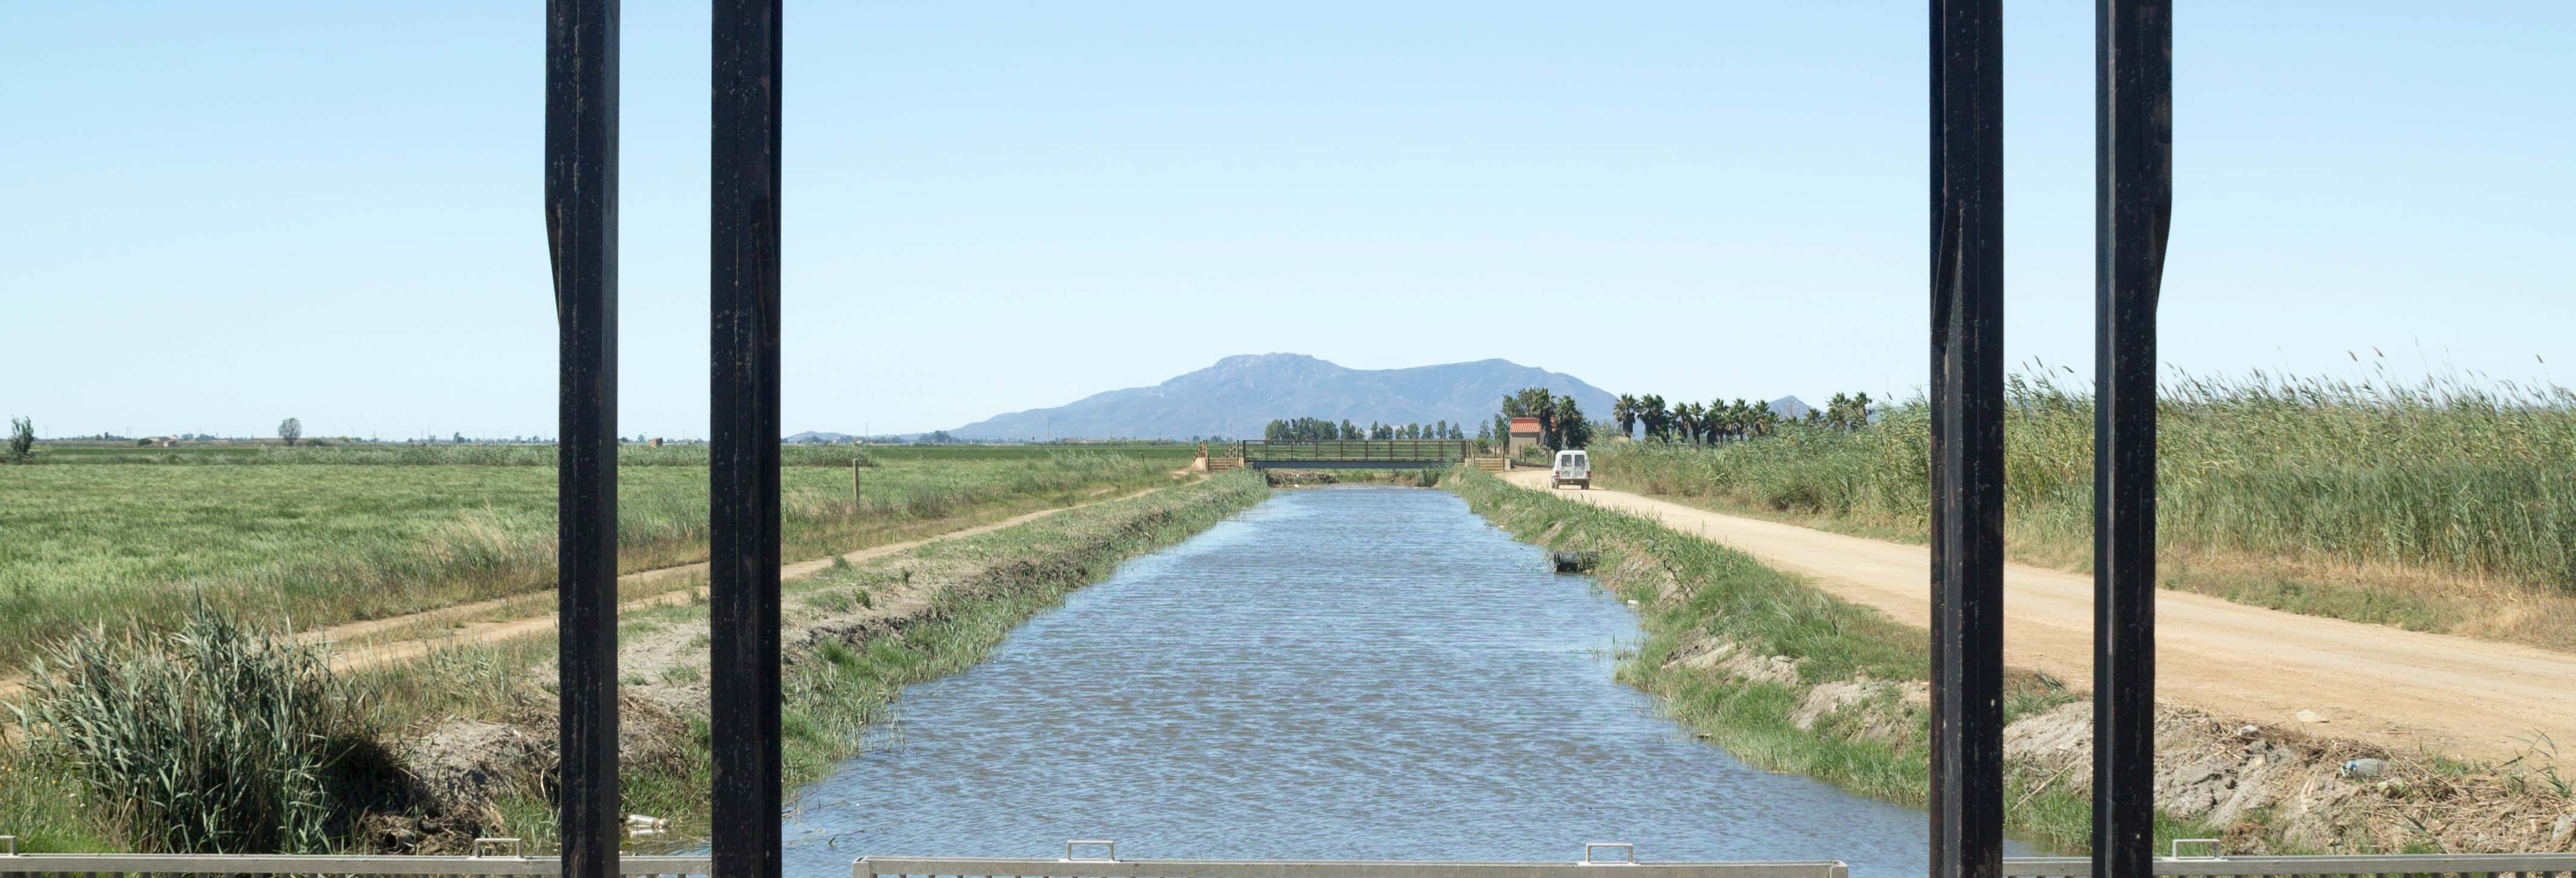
left=1589, top=367, right=2576, bottom=648
left=0, top=450, right=1183, bottom=670
left=16, top=442, right=880, bottom=466
left=16, top=441, right=1202, bottom=466
left=1442, top=466, right=2220, bottom=854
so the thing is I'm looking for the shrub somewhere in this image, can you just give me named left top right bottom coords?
left=11, top=602, right=401, bottom=853
left=7, top=416, right=32, bottom=463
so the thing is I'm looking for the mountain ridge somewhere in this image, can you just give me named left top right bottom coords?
left=947, top=353, right=1618, bottom=441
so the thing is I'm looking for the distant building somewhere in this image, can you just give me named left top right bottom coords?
left=1508, top=417, right=1544, bottom=456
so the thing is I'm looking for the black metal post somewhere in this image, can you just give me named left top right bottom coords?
left=710, top=1, right=784, bottom=876
left=1929, top=2, right=2004, bottom=878
left=2093, top=2, right=2171, bottom=877
left=544, top=2, right=619, bottom=877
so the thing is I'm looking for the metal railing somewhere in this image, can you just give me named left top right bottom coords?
left=849, top=848, right=2576, bottom=878
left=8, top=836, right=2575, bottom=878
left=0, top=836, right=710, bottom=877
left=1233, top=440, right=1477, bottom=463
left=855, top=844, right=1846, bottom=878
left=2003, top=854, right=2576, bottom=877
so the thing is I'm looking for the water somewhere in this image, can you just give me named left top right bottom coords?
left=784, top=486, right=2019, bottom=876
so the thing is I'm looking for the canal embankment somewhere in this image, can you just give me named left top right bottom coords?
left=408, top=469, right=1275, bottom=853
left=1444, top=467, right=2576, bottom=857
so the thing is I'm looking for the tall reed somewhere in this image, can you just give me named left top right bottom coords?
left=11, top=603, right=397, bottom=853
left=1592, top=369, right=2576, bottom=592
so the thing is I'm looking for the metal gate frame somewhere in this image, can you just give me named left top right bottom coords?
left=547, top=2, right=2169, bottom=877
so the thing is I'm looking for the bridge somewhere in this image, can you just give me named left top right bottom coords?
left=1202, top=439, right=1506, bottom=471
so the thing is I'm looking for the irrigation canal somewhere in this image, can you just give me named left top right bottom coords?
left=781, top=486, right=2024, bottom=876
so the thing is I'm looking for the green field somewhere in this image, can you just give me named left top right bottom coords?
left=1589, top=370, right=2576, bottom=648
left=0, top=447, right=1185, bottom=669
left=21, top=441, right=1196, bottom=466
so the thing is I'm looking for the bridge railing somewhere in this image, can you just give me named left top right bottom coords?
left=852, top=848, right=2576, bottom=878
left=5, top=840, right=2575, bottom=878
left=1234, top=439, right=1477, bottom=462
left=0, top=836, right=710, bottom=878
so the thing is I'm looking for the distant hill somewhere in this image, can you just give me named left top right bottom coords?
left=1766, top=396, right=1814, bottom=419
left=784, top=430, right=858, bottom=444
left=948, top=353, right=1619, bottom=441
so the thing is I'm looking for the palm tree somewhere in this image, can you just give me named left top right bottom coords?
left=1612, top=394, right=1639, bottom=440
left=1638, top=394, right=1667, bottom=440
left=1553, top=396, right=1591, bottom=448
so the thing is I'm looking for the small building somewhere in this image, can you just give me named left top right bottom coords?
left=1507, top=417, right=1544, bottom=457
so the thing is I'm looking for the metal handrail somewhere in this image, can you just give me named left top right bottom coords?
left=1583, top=843, right=1638, bottom=865
left=858, top=856, right=1846, bottom=878
left=0, top=851, right=712, bottom=876
left=1233, top=439, right=1475, bottom=462
left=849, top=852, right=2576, bottom=878
left=0, top=847, right=2567, bottom=878
left=2000, top=853, right=2576, bottom=877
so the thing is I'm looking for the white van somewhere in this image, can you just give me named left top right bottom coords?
left=1551, top=449, right=1591, bottom=489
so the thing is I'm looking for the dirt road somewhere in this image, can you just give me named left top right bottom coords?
left=0, top=483, right=1183, bottom=704
left=1498, top=469, right=2576, bottom=761
left=326, top=483, right=1182, bottom=673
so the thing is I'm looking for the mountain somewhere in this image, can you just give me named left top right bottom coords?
left=948, top=353, right=1619, bottom=441
left=1766, top=396, right=1814, bottom=419
left=784, top=430, right=858, bottom=444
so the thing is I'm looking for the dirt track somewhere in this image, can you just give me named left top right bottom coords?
left=325, top=484, right=1177, bottom=673
left=0, top=483, right=1179, bottom=705
left=1498, top=469, right=2576, bottom=761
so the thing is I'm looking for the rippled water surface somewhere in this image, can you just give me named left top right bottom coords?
left=785, top=486, right=2015, bottom=876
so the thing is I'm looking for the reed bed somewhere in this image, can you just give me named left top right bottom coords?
left=1590, top=369, right=2576, bottom=641
left=10, top=602, right=393, bottom=853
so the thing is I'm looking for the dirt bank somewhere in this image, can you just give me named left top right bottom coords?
left=1463, top=470, right=2576, bottom=855
left=0, top=481, right=1188, bottom=710
left=1498, top=469, right=2576, bottom=762
left=389, top=472, right=1271, bottom=852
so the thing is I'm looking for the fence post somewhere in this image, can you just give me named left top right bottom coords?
left=710, top=1, right=785, bottom=877
left=544, top=2, right=620, bottom=876
left=2093, top=3, right=2171, bottom=878
left=1930, top=2, right=2006, bottom=878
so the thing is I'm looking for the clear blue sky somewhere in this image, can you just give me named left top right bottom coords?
left=4, top=2, right=2568, bottom=439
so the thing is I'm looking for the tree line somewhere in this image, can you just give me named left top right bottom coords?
left=1260, top=418, right=1468, bottom=441
left=1609, top=391, right=1875, bottom=443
